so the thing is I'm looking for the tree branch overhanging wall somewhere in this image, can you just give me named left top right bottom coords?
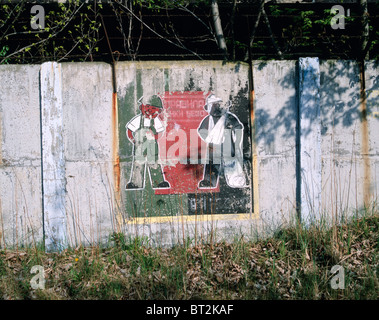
left=1, top=1, right=377, bottom=64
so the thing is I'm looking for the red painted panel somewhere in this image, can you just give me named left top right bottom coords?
left=155, top=91, right=220, bottom=195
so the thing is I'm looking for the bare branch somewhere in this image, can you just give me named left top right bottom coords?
left=57, top=38, right=81, bottom=62
left=133, top=5, right=144, bottom=60
left=249, top=0, right=265, bottom=49
left=109, top=1, right=130, bottom=56
left=178, top=3, right=216, bottom=41
left=231, top=0, right=237, bottom=60
left=115, top=0, right=203, bottom=60
left=0, top=0, right=26, bottom=40
left=262, top=5, right=283, bottom=59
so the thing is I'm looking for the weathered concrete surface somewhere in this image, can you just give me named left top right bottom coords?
left=61, top=62, right=116, bottom=247
left=299, top=58, right=322, bottom=225
left=0, top=65, right=43, bottom=248
left=0, top=60, right=378, bottom=249
left=41, top=62, right=67, bottom=251
left=124, top=214, right=260, bottom=248
left=320, top=60, right=368, bottom=222
left=365, top=61, right=379, bottom=205
left=252, top=60, right=298, bottom=231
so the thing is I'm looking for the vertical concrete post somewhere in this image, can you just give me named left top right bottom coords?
left=299, top=58, right=322, bottom=225
left=40, top=62, right=67, bottom=251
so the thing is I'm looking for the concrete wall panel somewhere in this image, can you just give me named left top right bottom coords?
left=61, top=63, right=117, bottom=246
left=62, top=63, right=113, bottom=162
left=0, top=167, right=43, bottom=247
left=0, top=65, right=43, bottom=247
left=65, top=161, right=116, bottom=246
left=366, top=61, right=379, bottom=203
left=253, top=61, right=298, bottom=227
left=0, top=65, right=41, bottom=163
left=320, top=60, right=365, bottom=218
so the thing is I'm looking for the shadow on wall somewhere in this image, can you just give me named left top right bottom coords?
left=253, top=59, right=379, bottom=221
left=321, top=61, right=360, bottom=135
left=253, top=61, right=298, bottom=149
left=253, top=60, right=377, bottom=146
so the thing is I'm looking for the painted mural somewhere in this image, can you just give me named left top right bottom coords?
left=125, top=95, right=170, bottom=190
left=120, top=89, right=252, bottom=217
left=197, top=94, right=247, bottom=189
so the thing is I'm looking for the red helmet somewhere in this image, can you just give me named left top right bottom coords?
left=139, top=95, right=163, bottom=118
left=139, top=104, right=162, bottom=118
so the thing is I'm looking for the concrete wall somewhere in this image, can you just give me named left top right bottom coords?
left=0, top=59, right=378, bottom=249
left=0, top=65, right=43, bottom=248
left=320, top=60, right=379, bottom=222
left=253, top=60, right=298, bottom=230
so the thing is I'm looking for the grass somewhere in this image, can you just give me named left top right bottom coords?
left=0, top=213, right=378, bottom=300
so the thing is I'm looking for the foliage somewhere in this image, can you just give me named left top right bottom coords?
left=0, top=1, right=377, bottom=63
left=0, top=0, right=102, bottom=63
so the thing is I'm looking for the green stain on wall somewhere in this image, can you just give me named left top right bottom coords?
left=118, top=84, right=135, bottom=161
left=123, top=180, right=189, bottom=218
left=164, top=68, right=170, bottom=92
left=136, top=69, right=143, bottom=101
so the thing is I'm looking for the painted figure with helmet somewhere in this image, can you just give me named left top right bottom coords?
left=125, top=95, right=170, bottom=190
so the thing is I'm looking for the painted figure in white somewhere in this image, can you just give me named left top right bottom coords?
left=197, top=94, right=247, bottom=189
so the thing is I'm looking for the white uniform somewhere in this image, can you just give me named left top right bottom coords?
left=126, top=115, right=165, bottom=133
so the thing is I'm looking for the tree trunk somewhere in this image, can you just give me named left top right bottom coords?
left=359, top=0, right=370, bottom=60
left=262, top=5, right=283, bottom=59
left=211, top=0, right=227, bottom=59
